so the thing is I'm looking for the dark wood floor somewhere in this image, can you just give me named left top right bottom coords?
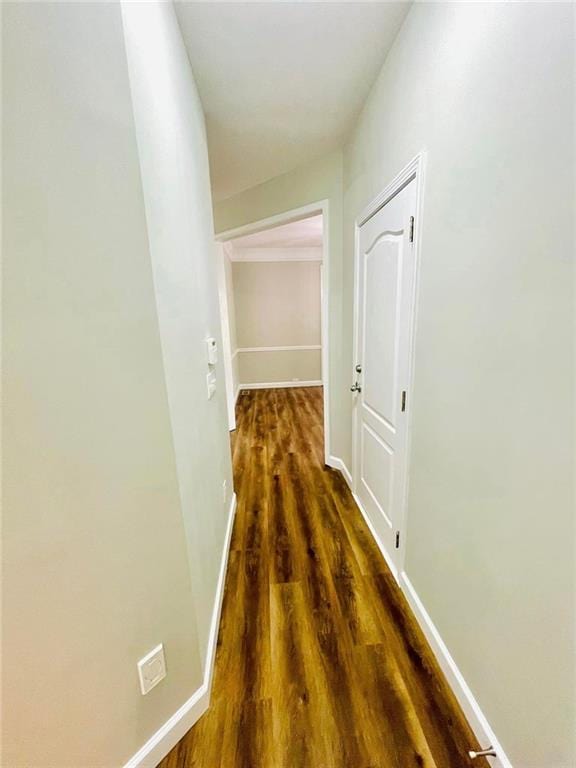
left=158, top=387, right=486, bottom=768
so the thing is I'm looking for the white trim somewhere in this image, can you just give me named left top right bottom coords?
left=215, top=201, right=327, bottom=243
left=351, top=152, right=426, bottom=577
left=327, top=458, right=511, bottom=767
left=215, top=243, right=236, bottom=431
left=123, top=686, right=208, bottom=768
left=238, top=380, right=322, bottom=391
left=399, top=152, right=427, bottom=580
left=203, top=493, right=237, bottom=692
left=231, top=348, right=239, bottom=359
left=217, top=199, right=331, bottom=466
left=400, top=573, right=513, bottom=768
left=229, top=246, right=322, bottom=263
left=123, top=494, right=237, bottom=768
left=237, top=345, right=321, bottom=354
left=351, top=223, right=361, bottom=495
left=319, top=205, right=330, bottom=467
left=357, top=153, right=424, bottom=227
left=326, top=455, right=352, bottom=487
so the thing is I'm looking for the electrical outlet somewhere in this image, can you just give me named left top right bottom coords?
left=137, top=644, right=166, bottom=695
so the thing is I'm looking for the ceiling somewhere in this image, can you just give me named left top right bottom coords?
left=231, top=214, right=323, bottom=249
left=175, top=2, right=410, bottom=201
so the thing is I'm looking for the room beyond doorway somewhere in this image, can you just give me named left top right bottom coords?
left=216, top=202, right=331, bottom=464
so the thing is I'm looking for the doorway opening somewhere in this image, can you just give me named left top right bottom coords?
left=216, top=201, right=331, bottom=464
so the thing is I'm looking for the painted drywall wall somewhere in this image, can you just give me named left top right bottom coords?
left=122, top=0, right=234, bottom=667
left=232, top=259, right=322, bottom=385
left=214, top=151, right=343, bottom=451
left=237, top=349, right=321, bottom=385
left=342, top=3, right=575, bottom=766
left=2, top=3, right=205, bottom=765
left=3, top=2, right=234, bottom=765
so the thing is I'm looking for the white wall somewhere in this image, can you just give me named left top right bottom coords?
left=190, top=5, right=575, bottom=763
left=122, top=0, right=234, bottom=665
left=231, top=258, right=322, bottom=385
left=214, top=151, right=344, bottom=448
left=342, top=3, right=575, bottom=766
left=238, top=348, right=321, bottom=385
left=2, top=2, right=233, bottom=765
left=224, top=244, right=240, bottom=406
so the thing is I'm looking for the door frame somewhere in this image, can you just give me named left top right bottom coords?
left=351, top=153, right=426, bottom=579
left=216, top=199, right=332, bottom=465
left=215, top=241, right=237, bottom=431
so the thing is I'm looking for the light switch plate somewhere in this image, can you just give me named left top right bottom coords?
left=206, top=337, right=218, bottom=366
left=137, top=644, right=166, bottom=695
left=206, top=371, right=216, bottom=400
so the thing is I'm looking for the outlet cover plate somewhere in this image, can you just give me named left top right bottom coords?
left=137, top=644, right=166, bottom=695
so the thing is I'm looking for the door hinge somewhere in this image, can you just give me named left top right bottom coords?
left=401, top=390, right=407, bottom=412
left=395, top=531, right=400, bottom=549
left=409, top=216, right=415, bottom=243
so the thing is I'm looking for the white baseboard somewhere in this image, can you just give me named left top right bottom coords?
left=400, top=573, right=512, bottom=768
left=326, top=455, right=352, bottom=487
left=123, top=494, right=237, bottom=768
left=238, top=380, right=323, bottom=390
left=123, top=685, right=209, bottom=768
left=327, top=456, right=511, bottom=768
left=204, top=492, right=237, bottom=692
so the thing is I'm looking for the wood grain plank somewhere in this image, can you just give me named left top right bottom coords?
left=157, top=387, right=487, bottom=768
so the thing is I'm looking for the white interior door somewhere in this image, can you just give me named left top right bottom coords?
left=352, top=177, right=417, bottom=572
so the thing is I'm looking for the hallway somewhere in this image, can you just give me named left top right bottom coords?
left=159, top=387, right=484, bottom=768
left=3, top=3, right=574, bottom=766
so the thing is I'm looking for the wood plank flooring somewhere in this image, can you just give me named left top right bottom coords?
left=158, top=387, right=486, bottom=768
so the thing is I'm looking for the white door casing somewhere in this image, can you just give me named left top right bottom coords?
left=352, top=166, right=420, bottom=576
left=216, top=200, right=331, bottom=464
left=215, top=242, right=237, bottom=431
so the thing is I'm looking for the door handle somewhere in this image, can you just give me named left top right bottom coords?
left=350, top=382, right=362, bottom=393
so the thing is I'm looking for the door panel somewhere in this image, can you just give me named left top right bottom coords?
left=363, top=236, right=402, bottom=427
left=353, top=178, right=417, bottom=571
left=361, top=422, right=393, bottom=527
